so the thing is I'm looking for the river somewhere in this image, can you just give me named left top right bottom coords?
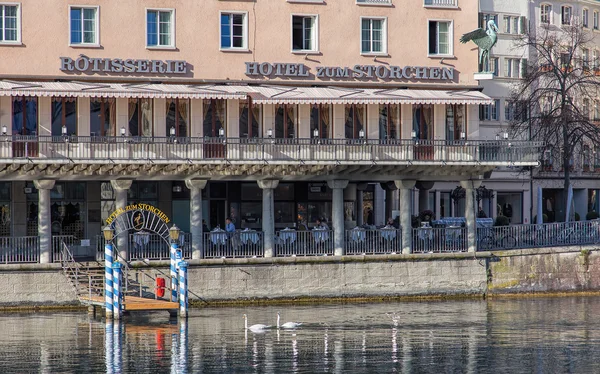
left=1, top=297, right=600, bottom=373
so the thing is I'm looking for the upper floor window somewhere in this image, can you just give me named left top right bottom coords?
left=594, top=11, right=599, bottom=30
left=0, top=4, right=19, bottom=43
left=504, top=58, right=522, bottom=78
left=292, top=15, right=318, bottom=52
left=310, top=104, right=331, bottom=139
left=479, top=100, right=499, bottom=121
left=480, top=14, right=498, bottom=29
left=361, top=17, right=386, bottom=54
left=239, top=99, right=260, bottom=138
left=428, top=20, right=452, bottom=56
left=379, top=104, right=400, bottom=140
left=345, top=104, right=366, bottom=139
left=583, top=8, right=589, bottom=28
left=503, top=16, right=521, bottom=34
left=70, top=6, right=98, bottom=46
left=540, top=4, right=551, bottom=24
left=12, top=96, right=37, bottom=136
left=484, top=56, right=499, bottom=76
left=220, top=12, right=247, bottom=50
left=90, top=98, right=115, bottom=137
left=51, top=97, right=77, bottom=137
left=166, top=98, right=189, bottom=137
left=561, top=6, right=572, bottom=25
left=446, top=104, right=466, bottom=141
left=128, top=98, right=153, bottom=137
left=147, top=9, right=174, bottom=48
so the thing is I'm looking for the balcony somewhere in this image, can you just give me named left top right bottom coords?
left=423, top=0, right=458, bottom=8
left=0, top=136, right=542, bottom=179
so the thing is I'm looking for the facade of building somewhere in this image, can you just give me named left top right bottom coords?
left=0, top=0, right=539, bottom=262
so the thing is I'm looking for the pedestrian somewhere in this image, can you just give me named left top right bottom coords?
left=225, top=217, right=235, bottom=232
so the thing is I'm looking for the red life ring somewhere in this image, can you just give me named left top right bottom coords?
left=156, top=277, right=165, bottom=298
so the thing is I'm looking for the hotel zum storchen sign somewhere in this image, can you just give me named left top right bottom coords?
left=245, top=62, right=454, bottom=81
left=60, top=56, right=188, bottom=74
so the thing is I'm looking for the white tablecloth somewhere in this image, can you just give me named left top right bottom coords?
left=133, top=232, right=150, bottom=247
left=313, top=229, right=330, bottom=242
left=418, top=228, right=433, bottom=241
left=210, top=229, right=227, bottom=245
left=380, top=227, right=397, bottom=241
left=350, top=228, right=366, bottom=242
left=279, top=229, right=297, bottom=244
left=240, top=230, right=260, bottom=244
left=445, top=226, right=462, bottom=242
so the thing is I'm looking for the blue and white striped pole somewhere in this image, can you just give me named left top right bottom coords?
left=105, top=242, right=114, bottom=319
left=113, top=320, right=122, bottom=373
left=170, top=242, right=179, bottom=302
left=112, top=262, right=122, bottom=319
left=178, top=261, right=188, bottom=318
left=105, top=321, right=114, bottom=374
left=179, top=318, right=188, bottom=371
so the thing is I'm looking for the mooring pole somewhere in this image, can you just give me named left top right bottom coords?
left=105, top=241, right=114, bottom=319
left=112, top=262, right=122, bottom=319
left=178, top=261, right=188, bottom=318
left=170, top=242, right=179, bottom=302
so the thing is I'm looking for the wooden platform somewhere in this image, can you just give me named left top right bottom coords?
left=80, top=295, right=179, bottom=311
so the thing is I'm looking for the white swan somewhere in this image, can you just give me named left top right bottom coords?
left=243, top=314, right=271, bottom=332
left=277, top=312, right=303, bottom=329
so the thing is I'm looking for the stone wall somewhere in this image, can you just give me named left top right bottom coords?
left=0, top=264, right=78, bottom=306
left=487, top=246, right=600, bottom=294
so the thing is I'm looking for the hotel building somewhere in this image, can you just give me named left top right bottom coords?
left=0, top=0, right=539, bottom=262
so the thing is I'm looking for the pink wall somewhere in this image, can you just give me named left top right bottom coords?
left=1, top=0, right=479, bottom=87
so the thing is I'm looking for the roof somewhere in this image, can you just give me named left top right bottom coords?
left=0, top=80, right=492, bottom=104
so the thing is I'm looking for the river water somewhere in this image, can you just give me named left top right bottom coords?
left=1, top=297, right=600, bottom=373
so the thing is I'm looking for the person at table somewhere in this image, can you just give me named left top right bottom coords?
left=315, top=218, right=322, bottom=229
left=202, top=219, right=210, bottom=233
left=366, top=209, right=374, bottom=225
left=225, top=217, right=235, bottom=233
left=387, top=218, right=395, bottom=227
left=320, top=218, right=330, bottom=230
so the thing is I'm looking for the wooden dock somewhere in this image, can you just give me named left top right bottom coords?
left=80, top=295, right=179, bottom=312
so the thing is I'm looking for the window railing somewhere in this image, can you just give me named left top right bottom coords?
left=356, top=0, right=392, bottom=5
left=2, top=135, right=543, bottom=165
left=424, top=0, right=457, bottom=7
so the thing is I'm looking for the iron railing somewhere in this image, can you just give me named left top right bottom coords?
left=1, top=136, right=542, bottom=165
left=204, top=230, right=264, bottom=258
left=412, top=227, right=467, bottom=253
left=424, top=0, right=457, bottom=7
left=275, top=229, right=334, bottom=257
left=52, top=235, right=78, bottom=262
left=128, top=232, right=192, bottom=261
left=477, top=220, right=600, bottom=251
left=345, top=228, right=402, bottom=255
left=0, top=236, right=39, bottom=263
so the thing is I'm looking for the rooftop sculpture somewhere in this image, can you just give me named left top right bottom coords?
left=460, top=20, right=499, bottom=73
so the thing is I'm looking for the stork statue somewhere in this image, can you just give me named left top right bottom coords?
left=459, top=20, right=499, bottom=73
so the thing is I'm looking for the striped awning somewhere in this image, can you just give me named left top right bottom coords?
left=0, top=81, right=247, bottom=99
left=0, top=80, right=492, bottom=104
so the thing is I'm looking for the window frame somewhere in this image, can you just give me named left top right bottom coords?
left=583, top=8, right=589, bottom=28
left=594, top=10, right=599, bottom=30
left=219, top=11, right=249, bottom=52
left=359, top=16, right=388, bottom=56
left=145, top=7, right=175, bottom=49
left=540, top=4, right=552, bottom=24
left=0, top=3, right=21, bottom=45
left=290, top=13, right=319, bottom=54
left=427, top=19, right=453, bottom=57
left=561, top=5, right=572, bottom=26
left=68, top=5, right=100, bottom=47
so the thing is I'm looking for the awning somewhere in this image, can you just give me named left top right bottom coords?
left=248, top=86, right=493, bottom=105
left=0, top=81, right=247, bottom=99
left=0, top=80, right=492, bottom=104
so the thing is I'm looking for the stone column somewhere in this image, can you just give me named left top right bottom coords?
left=327, top=180, right=349, bottom=256
left=460, top=180, right=482, bottom=253
left=395, top=180, right=416, bottom=254
left=110, top=180, right=132, bottom=261
left=34, top=180, right=55, bottom=263
left=258, top=179, right=279, bottom=258
left=416, top=181, right=435, bottom=214
left=356, top=190, right=364, bottom=226
left=185, top=179, right=208, bottom=260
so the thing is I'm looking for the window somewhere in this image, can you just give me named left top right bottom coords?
left=292, top=15, right=317, bottom=52
left=128, top=98, right=153, bottom=137
left=594, top=11, right=598, bottom=30
left=239, top=99, right=261, bottom=138
left=428, top=21, right=452, bottom=56
left=361, top=17, right=386, bottom=54
left=90, top=98, right=115, bottom=137
left=12, top=97, right=37, bottom=135
left=480, top=14, right=498, bottom=29
left=504, top=58, right=522, bottom=78
left=413, top=104, right=434, bottom=140
left=503, top=16, right=521, bottom=34
left=0, top=4, right=19, bottom=43
left=484, top=56, right=499, bottom=76
left=561, top=6, right=572, bottom=25
left=70, top=6, right=98, bottom=45
left=446, top=104, right=466, bottom=140
left=479, top=100, right=499, bottom=121
left=147, top=9, right=174, bottom=48
left=203, top=99, right=226, bottom=137
left=583, top=98, right=591, bottom=120
left=540, top=4, right=551, bottom=24
left=583, top=9, right=589, bottom=28
left=310, top=104, right=331, bottom=139
left=379, top=104, right=400, bottom=140
left=51, top=97, right=77, bottom=137
left=344, top=104, right=366, bottom=139
left=166, top=98, right=189, bottom=137
left=505, top=101, right=528, bottom=121
left=220, top=12, right=247, bottom=50
left=595, top=100, right=600, bottom=120
left=583, top=48, right=590, bottom=70
left=275, top=104, right=297, bottom=138
left=594, top=50, right=599, bottom=69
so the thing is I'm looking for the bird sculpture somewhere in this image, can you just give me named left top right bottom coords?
left=459, top=20, right=499, bottom=73
left=243, top=314, right=271, bottom=332
left=276, top=312, right=303, bottom=329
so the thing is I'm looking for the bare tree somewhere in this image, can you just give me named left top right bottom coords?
left=510, top=20, right=600, bottom=220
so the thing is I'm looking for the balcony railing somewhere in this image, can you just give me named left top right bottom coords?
left=423, top=0, right=457, bottom=7
left=0, top=236, right=39, bottom=264
left=345, top=228, right=401, bottom=255
left=204, top=230, right=264, bottom=259
left=276, top=229, right=334, bottom=257
left=2, top=136, right=542, bottom=166
left=356, top=0, right=392, bottom=5
left=412, top=227, right=467, bottom=253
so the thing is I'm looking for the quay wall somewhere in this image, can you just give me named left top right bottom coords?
left=1, top=246, right=599, bottom=307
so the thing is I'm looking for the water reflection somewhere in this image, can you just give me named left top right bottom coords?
left=3, top=298, right=600, bottom=372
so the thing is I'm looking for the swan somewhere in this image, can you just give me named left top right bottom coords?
left=277, top=312, right=303, bottom=329
left=243, top=314, right=271, bottom=332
